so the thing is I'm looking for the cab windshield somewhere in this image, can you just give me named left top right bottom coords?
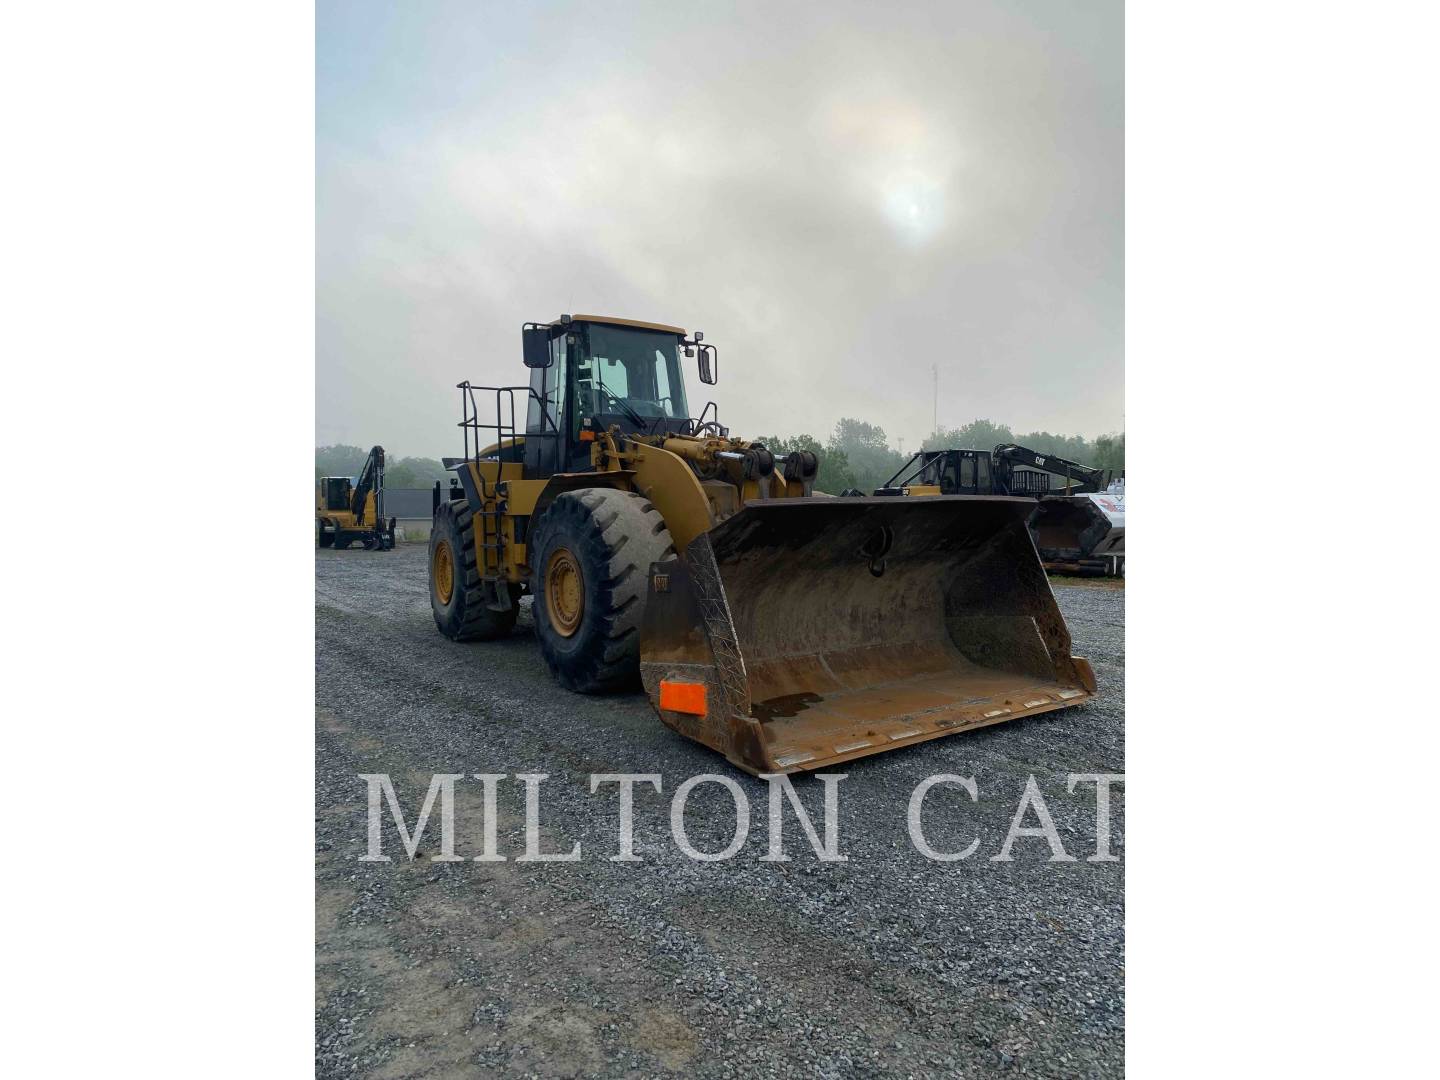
left=576, top=324, right=689, bottom=421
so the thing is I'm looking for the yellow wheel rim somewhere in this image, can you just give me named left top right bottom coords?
left=433, top=540, right=454, bottom=605
left=545, top=547, right=584, bottom=637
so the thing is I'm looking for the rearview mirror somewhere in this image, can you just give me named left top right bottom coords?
left=522, top=323, right=553, bottom=368
left=698, top=343, right=718, bottom=385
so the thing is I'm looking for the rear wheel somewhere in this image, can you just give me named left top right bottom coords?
left=430, top=501, right=519, bottom=641
left=529, top=488, right=676, bottom=692
left=317, top=520, right=334, bottom=548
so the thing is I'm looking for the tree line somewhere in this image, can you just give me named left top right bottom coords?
left=760, top=419, right=1125, bottom=496
left=317, top=420, right=1124, bottom=497
left=315, top=446, right=449, bottom=489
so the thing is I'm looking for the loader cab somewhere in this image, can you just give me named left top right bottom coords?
left=522, top=315, right=703, bottom=477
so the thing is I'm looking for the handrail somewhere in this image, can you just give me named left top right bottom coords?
left=883, top=450, right=945, bottom=489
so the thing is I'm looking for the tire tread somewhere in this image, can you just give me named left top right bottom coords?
left=529, top=488, right=675, bottom=692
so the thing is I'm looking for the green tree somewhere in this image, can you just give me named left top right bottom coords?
left=385, top=456, right=448, bottom=488
left=923, top=419, right=1015, bottom=452
left=1092, top=433, right=1125, bottom=474
left=828, top=417, right=904, bottom=494
left=755, top=433, right=857, bottom=494
left=315, top=444, right=370, bottom=480
left=315, top=447, right=451, bottom=488
left=816, top=446, right=857, bottom=494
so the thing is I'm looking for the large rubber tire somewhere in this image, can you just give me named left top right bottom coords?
left=430, top=501, right=519, bottom=642
left=317, top=520, right=334, bottom=548
left=529, top=488, right=676, bottom=693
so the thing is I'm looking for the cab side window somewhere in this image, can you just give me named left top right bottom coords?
left=526, top=333, right=567, bottom=434
left=653, top=350, right=672, bottom=411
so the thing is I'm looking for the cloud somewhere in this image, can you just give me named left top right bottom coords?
left=317, top=0, right=1122, bottom=456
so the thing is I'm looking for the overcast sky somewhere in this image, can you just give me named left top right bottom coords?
left=317, top=0, right=1122, bottom=459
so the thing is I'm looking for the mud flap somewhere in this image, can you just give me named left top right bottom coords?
left=639, top=496, right=1096, bottom=774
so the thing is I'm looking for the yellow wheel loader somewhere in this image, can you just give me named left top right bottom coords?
left=316, top=445, right=397, bottom=551
left=429, top=315, right=1096, bottom=774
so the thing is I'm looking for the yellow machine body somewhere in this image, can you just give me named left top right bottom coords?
left=316, top=489, right=378, bottom=531
left=432, top=316, right=1095, bottom=773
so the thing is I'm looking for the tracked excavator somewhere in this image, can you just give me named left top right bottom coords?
left=428, top=315, right=1096, bottom=774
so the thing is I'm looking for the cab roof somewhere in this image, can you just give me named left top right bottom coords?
left=559, top=314, right=687, bottom=336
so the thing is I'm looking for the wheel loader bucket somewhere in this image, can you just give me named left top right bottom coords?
left=639, top=496, right=1097, bottom=774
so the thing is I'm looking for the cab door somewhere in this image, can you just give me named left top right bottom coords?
left=524, top=331, right=570, bottom=477
left=958, top=452, right=978, bottom=494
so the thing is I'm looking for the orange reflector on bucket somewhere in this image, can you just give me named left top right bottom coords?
left=658, top=680, right=706, bottom=715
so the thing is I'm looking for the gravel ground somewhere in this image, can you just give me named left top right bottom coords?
left=316, top=544, right=1125, bottom=1078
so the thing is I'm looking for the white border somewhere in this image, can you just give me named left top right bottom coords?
left=4, top=2, right=313, bottom=1072
left=1129, top=2, right=1437, bottom=1074
left=5, top=1, right=1437, bottom=1073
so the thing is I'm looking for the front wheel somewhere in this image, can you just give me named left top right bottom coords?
left=528, top=488, right=675, bottom=693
